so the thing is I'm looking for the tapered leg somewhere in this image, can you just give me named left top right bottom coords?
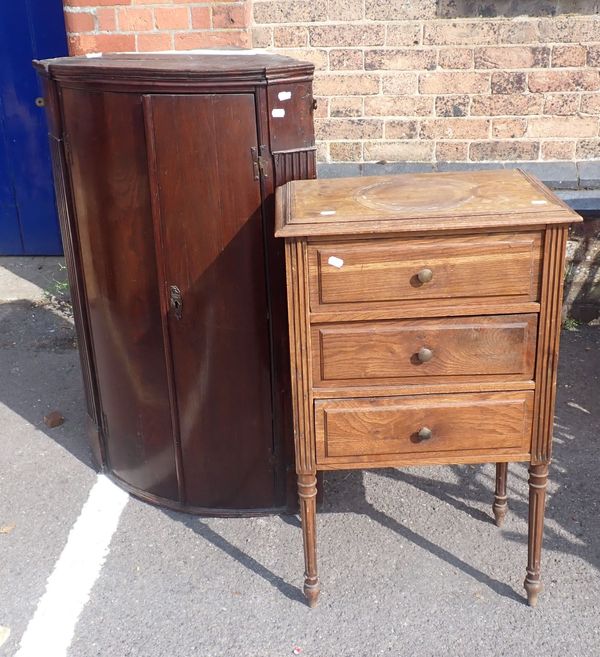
left=524, top=463, right=549, bottom=607
left=298, top=473, right=320, bottom=607
left=493, top=462, right=508, bottom=527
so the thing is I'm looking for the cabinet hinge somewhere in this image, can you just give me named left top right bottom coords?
left=251, top=145, right=269, bottom=180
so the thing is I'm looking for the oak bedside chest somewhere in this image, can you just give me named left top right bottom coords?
left=275, top=169, right=581, bottom=608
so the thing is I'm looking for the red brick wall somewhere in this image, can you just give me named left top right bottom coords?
left=62, top=1, right=600, bottom=165
left=63, top=1, right=251, bottom=54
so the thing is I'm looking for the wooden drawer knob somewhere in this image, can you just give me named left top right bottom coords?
left=417, top=268, right=433, bottom=283
left=417, top=347, right=433, bottom=363
left=418, top=427, right=433, bottom=441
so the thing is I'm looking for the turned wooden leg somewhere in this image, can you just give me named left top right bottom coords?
left=298, top=473, right=320, bottom=607
left=524, top=463, right=549, bottom=607
left=493, top=462, right=508, bottom=527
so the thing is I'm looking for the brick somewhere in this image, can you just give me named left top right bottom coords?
left=329, top=49, right=364, bottom=71
left=315, top=118, right=383, bottom=140
left=543, top=94, right=581, bottom=116
left=552, top=45, right=586, bottom=68
left=313, top=73, right=380, bottom=96
left=527, top=117, right=599, bottom=139
left=253, top=0, right=327, bottom=23
left=330, top=96, right=362, bottom=117
left=469, top=141, right=540, bottom=161
left=381, top=73, right=418, bottom=95
left=64, top=11, right=95, bottom=33
left=273, top=26, right=308, bottom=47
left=251, top=26, right=273, bottom=48
left=491, top=71, right=527, bottom=94
left=435, top=95, right=470, bottom=117
left=363, top=140, right=434, bottom=162
left=435, top=141, right=469, bottom=161
left=276, top=48, right=327, bottom=70
left=384, top=120, right=419, bottom=139
left=541, top=141, right=577, bottom=160
left=474, top=46, right=550, bottom=69
left=174, top=30, right=250, bottom=50
left=438, top=48, right=473, bottom=69
left=154, top=7, right=189, bottom=30
left=64, top=0, right=128, bottom=6
left=365, top=0, right=435, bottom=20
left=498, top=19, right=539, bottom=44
left=529, top=70, right=600, bottom=93
left=386, top=23, right=422, bottom=47
left=364, top=95, right=433, bottom=117
left=309, top=25, right=385, bottom=47
left=68, top=33, right=135, bottom=55
left=312, top=97, right=329, bottom=118
left=329, top=141, right=363, bottom=161
left=213, top=4, right=249, bottom=29
left=576, top=139, right=600, bottom=160
left=538, top=16, right=600, bottom=43
left=492, top=118, right=527, bottom=139
left=316, top=142, right=329, bottom=163
left=96, top=8, right=116, bottom=31
left=419, top=71, right=489, bottom=94
left=587, top=45, right=600, bottom=68
left=471, top=94, right=544, bottom=116
left=137, top=33, right=173, bottom=52
left=420, top=118, right=490, bottom=140
left=328, top=0, right=363, bottom=21
left=191, top=7, right=211, bottom=29
left=118, top=7, right=153, bottom=32
left=581, top=94, right=600, bottom=115
left=365, top=48, right=436, bottom=71
left=424, top=20, right=499, bottom=46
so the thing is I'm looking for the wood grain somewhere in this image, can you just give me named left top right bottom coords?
left=311, top=314, right=537, bottom=388
left=531, top=226, right=569, bottom=464
left=308, top=232, right=543, bottom=314
left=315, top=391, right=534, bottom=465
left=276, top=169, right=581, bottom=238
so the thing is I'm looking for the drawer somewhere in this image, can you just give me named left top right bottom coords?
left=311, top=314, right=537, bottom=388
left=315, top=391, right=534, bottom=467
left=307, top=232, right=542, bottom=314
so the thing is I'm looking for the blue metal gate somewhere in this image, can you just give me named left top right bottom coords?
left=0, top=0, right=68, bottom=255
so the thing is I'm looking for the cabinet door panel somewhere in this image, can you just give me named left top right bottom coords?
left=61, top=89, right=178, bottom=499
left=144, top=94, right=275, bottom=509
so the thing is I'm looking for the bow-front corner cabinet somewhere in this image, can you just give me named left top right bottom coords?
left=276, top=169, right=581, bottom=607
left=35, top=52, right=317, bottom=515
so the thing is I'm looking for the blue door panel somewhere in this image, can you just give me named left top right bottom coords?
left=0, top=0, right=68, bottom=255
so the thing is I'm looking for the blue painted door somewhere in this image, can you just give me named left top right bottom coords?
left=0, top=1, right=68, bottom=255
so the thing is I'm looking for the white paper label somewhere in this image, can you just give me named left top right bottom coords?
left=327, top=256, right=344, bottom=269
left=531, top=199, right=548, bottom=205
left=271, top=108, right=286, bottom=118
left=320, top=210, right=336, bottom=216
left=278, top=91, right=292, bottom=101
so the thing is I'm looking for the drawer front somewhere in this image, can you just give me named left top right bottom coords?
left=312, top=314, right=537, bottom=388
left=315, top=391, right=534, bottom=466
left=308, top=232, right=542, bottom=313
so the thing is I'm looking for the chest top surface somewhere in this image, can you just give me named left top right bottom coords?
left=275, top=169, right=580, bottom=238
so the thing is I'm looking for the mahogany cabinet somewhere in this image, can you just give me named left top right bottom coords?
left=35, top=52, right=316, bottom=514
left=276, top=169, right=581, bottom=606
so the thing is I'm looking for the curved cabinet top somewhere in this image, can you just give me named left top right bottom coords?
left=34, top=51, right=315, bottom=90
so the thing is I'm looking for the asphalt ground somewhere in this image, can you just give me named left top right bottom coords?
left=1, top=257, right=599, bottom=657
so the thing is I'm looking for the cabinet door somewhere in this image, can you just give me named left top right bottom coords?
left=144, top=94, right=275, bottom=510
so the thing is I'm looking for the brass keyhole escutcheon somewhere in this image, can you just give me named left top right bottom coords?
left=169, top=285, right=183, bottom=320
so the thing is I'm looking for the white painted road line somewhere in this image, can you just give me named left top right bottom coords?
left=14, top=475, right=129, bottom=657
